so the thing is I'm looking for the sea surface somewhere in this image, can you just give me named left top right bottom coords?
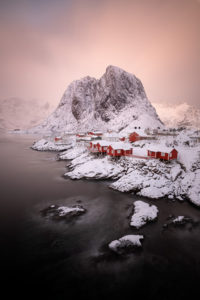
left=1, top=133, right=200, bottom=300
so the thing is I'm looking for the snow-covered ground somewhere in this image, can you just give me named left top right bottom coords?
left=32, top=138, right=74, bottom=151
left=32, top=130, right=200, bottom=206
left=108, top=235, right=144, bottom=254
left=59, top=144, right=86, bottom=160
left=66, top=156, right=124, bottom=180
left=130, top=201, right=158, bottom=228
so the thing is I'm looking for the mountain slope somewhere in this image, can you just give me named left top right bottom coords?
left=153, top=102, right=200, bottom=128
left=31, top=66, right=163, bottom=133
left=0, top=97, right=54, bottom=130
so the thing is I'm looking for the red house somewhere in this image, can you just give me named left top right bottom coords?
left=129, top=132, right=140, bottom=143
left=147, top=148, right=178, bottom=160
left=55, top=136, right=62, bottom=142
left=88, top=131, right=103, bottom=137
left=76, top=133, right=85, bottom=138
left=89, top=141, right=99, bottom=152
left=107, top=143, right=133, bottom=157
left=97, top=141, right=110, bottom=153
left=119, top=137, right=126, bottom=141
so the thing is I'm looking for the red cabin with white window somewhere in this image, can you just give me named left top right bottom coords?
left=107, top=143, right=133, bottom=157
left=97, top=141, right=110, bottom=153
left=107, top=145, right=123, bottom=157
left=89, top=141, right=99, bottom=152
left=147, top=148, right=178, bottom=160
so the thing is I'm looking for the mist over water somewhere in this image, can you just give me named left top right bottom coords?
left=1, top=133, right=200, bottom=299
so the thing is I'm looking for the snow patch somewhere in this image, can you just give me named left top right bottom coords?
left=130, top=200, right=158, bottom=228
left=109, top=235, right=144, bottom=253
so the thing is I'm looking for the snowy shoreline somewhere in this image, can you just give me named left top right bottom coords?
left=32, top=137, right=200, bottom=207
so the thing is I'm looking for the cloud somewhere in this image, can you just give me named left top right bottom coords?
left=0, top=0, right=200, bottom=108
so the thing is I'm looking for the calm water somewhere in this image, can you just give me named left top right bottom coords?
left=1, top=133, right=200, bottom=299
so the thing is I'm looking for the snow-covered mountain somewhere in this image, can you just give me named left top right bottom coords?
left=152, top=102, right=200, bottom=129
left=31, top=66, right=163, bottom=133
left=0, top=98, right=54, bottom=130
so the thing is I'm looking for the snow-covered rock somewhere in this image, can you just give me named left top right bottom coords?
left=110, top=159, right=175, bottom=199
left=109, top=235, right=144, bottom=254
left=30, top=65, right=163, bottom=133
left=172, top=216, right=186, bottom=224
left=57, top=206, right=85, bottom=216
left=130, top=201, right=158, bottom=228
left=31, top=138, right=73, bottom=151
left=163, top=215, right=195, bottom=228
left=65, top=156, right=124, bottom=180
left=41, top=204, right=86, bottom=220
left=170, top=164, right=182, bottom=181
left=59, top=145, right=86, bottom=160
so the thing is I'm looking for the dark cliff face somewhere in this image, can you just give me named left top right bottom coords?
left=70, top=76, right=96, bottom=121
left=70, top=65, right=148, bottom=123
left=96, top=66, right=147, bottom=121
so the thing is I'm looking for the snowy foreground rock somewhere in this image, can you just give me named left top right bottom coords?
left=109, top=235, right=144, bottom=254
left=130, top=201, right=158, bottom=229
left=32, top=138, right=200, bottom=206
left=32, top=139, right=73, bottom=152
left=109, top=155, right=200, bottom=206
left=65, top=156, right=123, bottom=180
left=62, top=144, right=200, bottom=205
left=41, top=204, right=86, bottom=220
left=162, top=215, right=196, bottom=229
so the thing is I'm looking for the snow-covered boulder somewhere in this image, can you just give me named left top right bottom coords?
left=170, top=164, right=182, bottom=181
left=130, top=200, right=158, bottom=229
left=187, top=170, right=200, bottom=206
left=65, top=157, right=124, bottom=180
left=32, top=139, right=72, bottom=151
left=59, top=145, right=86, bottom=160
left=41, top=204, right=86, bottom=220
left=172, top=216, right=187, bottom=224
left=163, top=215, right=195, bottom=229
left=109, top=235, right=144, bottom=254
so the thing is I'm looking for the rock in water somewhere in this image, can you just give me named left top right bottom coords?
left=108, top=235, right=144, bottom=254
left=130, top=200, right=158, bottom=229
left=41, top=205, right=86, bottom=221
left=30, top=65, right=163, bottom=133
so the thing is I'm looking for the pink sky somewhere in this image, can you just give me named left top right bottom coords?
left=0, top=0, right=200, bottom=107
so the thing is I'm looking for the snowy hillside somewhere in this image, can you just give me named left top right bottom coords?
left=153, top=102, right=200, bottom=129
left=30, top=66, right=163, bottom=133
left=0, top=98, right=54, bottom=130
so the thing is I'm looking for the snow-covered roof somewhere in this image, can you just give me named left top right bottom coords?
left=92, top=131, right=102, bottom=134
left=148, top=146, right=177, bottom=153
left=97, top=140, right=110, bottom=146
left=103, top=132, right=120, bottom=138
left=91, top=140, right=100, bottom=145
left=110, top=142, right=132, bottom=150
left=81, top=137, right=92, bottom=141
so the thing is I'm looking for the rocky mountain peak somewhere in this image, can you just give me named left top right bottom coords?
left=31, top=66, right=163, bottom=133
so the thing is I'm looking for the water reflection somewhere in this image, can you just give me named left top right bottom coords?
left=0, top=134, right=200, bottom=300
